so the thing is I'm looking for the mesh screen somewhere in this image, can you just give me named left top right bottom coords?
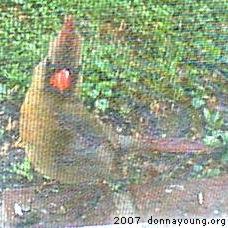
left=0, top=1, right=227, bottom=227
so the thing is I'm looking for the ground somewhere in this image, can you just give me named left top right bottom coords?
left=0, top=99, right=227, bottom=227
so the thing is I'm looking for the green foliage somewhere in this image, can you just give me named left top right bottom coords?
left=10, top=158, right=33, bottom=181
left=0, top=128, right=5, bottom=140
left=0, top=1, right=226, bottom=137
left=203, top=108, right=227, bottom=147
left=95, top=98, right=109, bottom=112
left=192, top=164, right=204, bottom=173
left=0, top=84, right=8, bottom=101
left=80, top=0, right=226, bottom=115
left=192, top=97, right=205, bottom=109
left=203, top=109, right=224, bottom=130
left=193, top=164, right=221, bottom=178
left=221, top=150, right=228, bottom=164
left=0, top=1, right=64, bottom=99
left=203, top=168, right=221, bottom=177
left=109, top=181, right=125, bottom=192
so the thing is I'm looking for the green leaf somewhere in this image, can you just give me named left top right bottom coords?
left=89, top=89, right=100, bottom=99
left=192, top=97, right=205, bottom=109
left=193, top=164, right=204, bottom=173
left=0, top=84, right=7, bottom=95
left=203, top=168, right=221, bottom=178
left=203, top=135, right=221, bottom=147
left=95, top=99, right=109, bottom=112
left=203, top=108, right=211, bottom=122
left=221, top=151, right=228, bottom=164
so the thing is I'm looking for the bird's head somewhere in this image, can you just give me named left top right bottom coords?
left=44, top=15, right=82, bottom=95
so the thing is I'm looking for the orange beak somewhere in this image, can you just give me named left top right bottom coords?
left=50, top=69, right=72, bottom=92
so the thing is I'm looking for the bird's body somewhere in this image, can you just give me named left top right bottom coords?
left=20, top=58, right=122, bottom=184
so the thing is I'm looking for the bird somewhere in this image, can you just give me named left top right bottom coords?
left=19, top=15, right=123, bottom=184
left=19, top=15, right=211, bottom=185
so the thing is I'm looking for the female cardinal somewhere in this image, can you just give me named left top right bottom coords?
left=19, top=15, right=210, bottom=185
left=19, top=16, right=121, bottom=184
